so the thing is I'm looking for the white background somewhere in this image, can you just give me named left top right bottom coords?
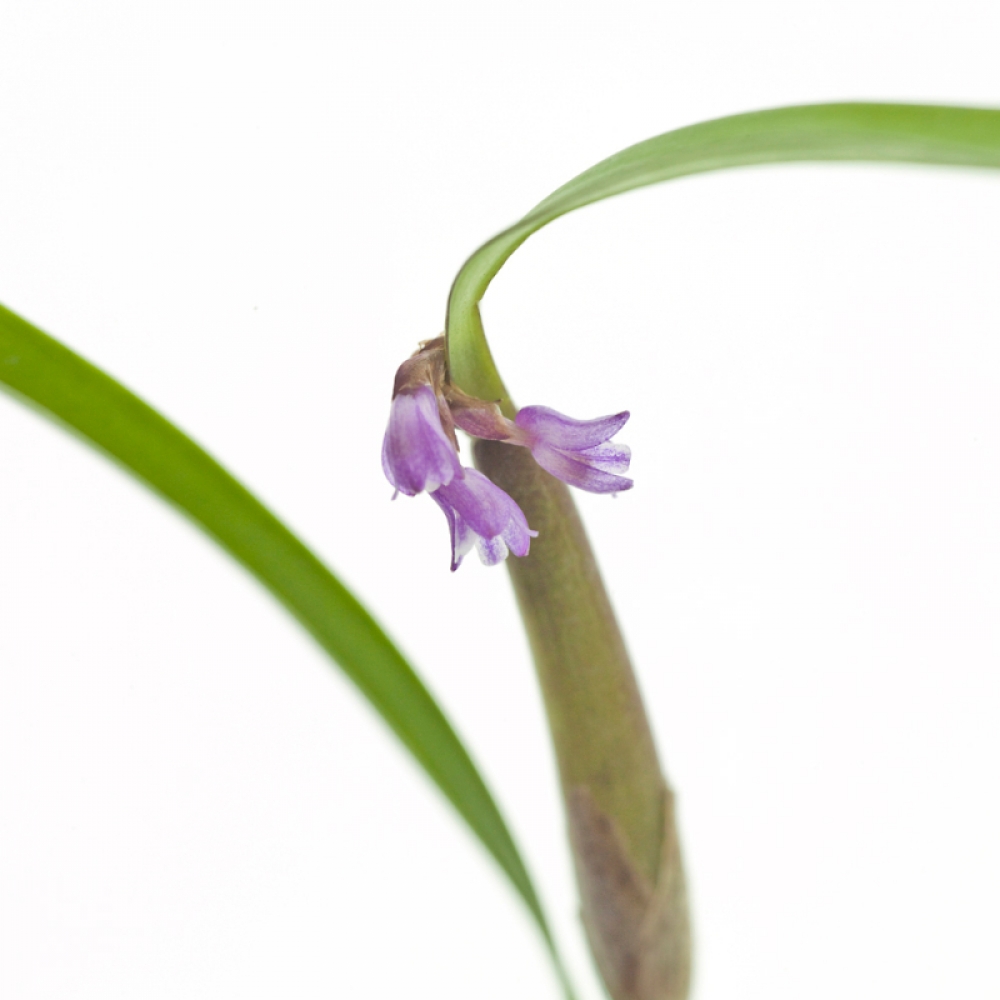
left=1, top=2, right=998, bottom=998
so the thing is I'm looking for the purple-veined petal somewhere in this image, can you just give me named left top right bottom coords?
left=476, top=534, right=509, bottom=566
left=382, top=385, right=461, bottom=496
left=500, top=507, right=535, bottom=558
left=531, top=444, right=634, bottom=494
left=514, top=405, right=630, bottom=451
left=434, top=468, right=514, bottom=539
left=577, top=440, right=632, bottom=475
left=509, top=403, right=634, bottom=492
left=431, top=467, right=538, bottom=570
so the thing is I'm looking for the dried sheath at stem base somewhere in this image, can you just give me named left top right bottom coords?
left=473, top=439, right=691, bottom=1000
left=570, top=786, right=690, bottom=1000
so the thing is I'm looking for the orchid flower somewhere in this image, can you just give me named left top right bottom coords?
left=451, top=398, right=633, bottom=494
left=381, top=341, right=538, bottom=569
left=513, top=406, right=633, bottom=494
left=382, top=339, right=631, bottom=568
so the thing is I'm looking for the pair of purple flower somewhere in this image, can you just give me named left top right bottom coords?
left=381, top=339, right=632, bottom=570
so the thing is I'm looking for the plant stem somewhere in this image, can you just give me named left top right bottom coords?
left=474, top=439, right=691, bottom=1000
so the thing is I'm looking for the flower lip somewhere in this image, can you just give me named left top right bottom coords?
left=431, top=467, right=537, bottom=571
left=381, top=384, right=462, bottom=496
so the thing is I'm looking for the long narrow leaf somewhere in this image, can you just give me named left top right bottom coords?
left=447, top=102, right=1000, bottom=401
left=0, top=302, right=572, bottom=996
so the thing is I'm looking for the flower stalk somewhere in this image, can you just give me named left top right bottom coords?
left=473, top=439, right=691, bottom=1000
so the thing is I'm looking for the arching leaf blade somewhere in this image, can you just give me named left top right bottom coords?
left=0, top=302, right=573, bottom=997
left=447, top=102, right=1000, bottom=400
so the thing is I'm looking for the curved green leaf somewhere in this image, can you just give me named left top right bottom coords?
left=447, top=102, right=1000, bottom=404
left=0, top=302, right=573, bottom=997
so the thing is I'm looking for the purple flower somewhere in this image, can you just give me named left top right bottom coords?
left=450, top=398, right=634, bottom=494
left=513, top=406, right=633, bottom=494
left=431, top=468, right=538, bottom=571
left=382, top=338, right=633, bottom=567
left=382, top=384, right=461, bottom=496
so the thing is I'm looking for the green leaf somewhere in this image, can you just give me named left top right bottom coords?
left=447, top=102, right=1000, bottom=403
left=0, top=302, right=574, bottom=998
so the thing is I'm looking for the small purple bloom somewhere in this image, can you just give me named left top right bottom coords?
left=382, top=384, right=461, bottom=496
left=514, top=405, right=633, bottom=494
left=431, top=467, right=538, bottom=571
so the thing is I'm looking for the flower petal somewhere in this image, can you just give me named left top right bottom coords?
left=514, top=405, right=630, bottom=451
left=577, top=441, right=632, bottom=475
left=501, top=507, right=537, bottom=558
left=531, top=444, right=634, bottom=494
left=476, top=534, right=509, bottom=566
left=430, top=488, right=477, bottom=570
left=432, top=467, right=537, bottom=570
left=382, top=385, right=461, bottom=496
left=434, top=467, right=515, bottom=539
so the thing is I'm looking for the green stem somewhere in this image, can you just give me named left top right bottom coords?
left=474, top=440, right=690, bottom=1000
left=475, top=441, right=664, bottom=876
